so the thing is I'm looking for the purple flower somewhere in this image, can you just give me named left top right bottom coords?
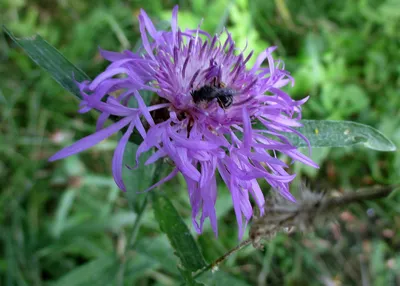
left=50, top=6, right=318, bottom=238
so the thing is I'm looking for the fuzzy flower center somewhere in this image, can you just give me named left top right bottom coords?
left=152, top=30, right=259, bottom=130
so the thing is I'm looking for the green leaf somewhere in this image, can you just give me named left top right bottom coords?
left=3, top=26, right=89, bottom=100
left=53, top=255, right=118, bottom=286
left=285, top=120, right=397, bottom=151
left=60, top=211, right=137, bottom=237
left=136, top=236, right=180, bottom=275
left=122, top=253, right=160, bottom=283
left=152, top=193, right=207, bottom=272
left=179, top=266, right=205, bottom=286
left=52, top=189, right=76, bottom=238
left=3, top=26, right=147, bottom=145
left=197, top=271, right=251, bottom=286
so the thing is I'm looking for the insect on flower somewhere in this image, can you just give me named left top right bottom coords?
left=191, top=78, right=237, bottom=109
left=49, top=5, right=318, bottom=239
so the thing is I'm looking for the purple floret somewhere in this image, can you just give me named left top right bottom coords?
left=50, top=6, right=318, bottom=239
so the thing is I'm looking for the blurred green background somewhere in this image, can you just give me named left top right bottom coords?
left=1, top=0, right=399, bottom=285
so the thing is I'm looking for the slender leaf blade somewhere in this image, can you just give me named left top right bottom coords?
left=53, top=255, right=118, bottom=286
left=136, top=236, right=180, bottom=275
left=3, top=26, right=89, bottom=99
left=52, top=189, right=77, bottom=238
left=198, top=271, right=251, bottom=286
left=152, top=193, right=207, bottom=272
left=285, top=120, right=396, bottom=151
left=3, top=26, right=148, bottom=145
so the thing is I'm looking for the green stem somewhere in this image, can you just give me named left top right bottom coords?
left=118, top=163, right=165, bottom=284
left=193, top=238, right=252, bottom=279
left=127, top=193, right=149, bottom=248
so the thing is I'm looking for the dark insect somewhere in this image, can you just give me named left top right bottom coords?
left=191, top=82, right=236, bottom=109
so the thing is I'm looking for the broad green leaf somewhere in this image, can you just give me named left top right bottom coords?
left=286, top=120, right=396, bottom=151
left=152, top=193, right=207, bottom=271
left=3, top=26, right=89, bottom=100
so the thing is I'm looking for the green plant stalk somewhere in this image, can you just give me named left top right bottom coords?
left=193, top=238, right=252, bottom=279
left=118, top=163, right=166, bottom=284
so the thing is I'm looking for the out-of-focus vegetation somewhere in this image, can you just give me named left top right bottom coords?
left=1, top=0, right=399, bottom=285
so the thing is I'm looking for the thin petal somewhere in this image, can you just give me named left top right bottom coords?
left=229, top=178, right=244, bottom=239
left=171, top=5, right=179, bottom=44
left=139, top=9, right=158, bottom=40
left=286, top=149, right=319, bottom=168
left=145, top=149, right=167, bottom=165
left=252, top=46, right=277, bottom=72
left=242, top=107, right=252, bottom=150
left=204, top=175, right=218, bottom=236
left=112, top=121, right=136, bottom=191
left=96, top=112, right=110, bottom=131
left=138, top=15, right=156, bottom=61
left=49, top=116, right=135, bottom=161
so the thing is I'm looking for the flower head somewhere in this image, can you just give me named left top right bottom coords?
left=50, top=6, right=318, bottom=238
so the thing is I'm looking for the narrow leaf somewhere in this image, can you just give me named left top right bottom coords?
left=53, top=255, right=118, bottom=286
left=52, top=189, right=76, bottom=238
left=285, top=120, right=396, bottom=151
left=3, top=26, right=89, bottom=99
left=198, top=271, right=251, bottom=286
left=4, top=27, right=148, bottom=145
left=152, top=193, right=207, bottom=271
left=123, top=253, right=160, bottom=282
left=136, top=236, right=180, bottom=275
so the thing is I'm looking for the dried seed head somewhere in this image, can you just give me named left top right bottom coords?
left=250, top=184, right=395, bottom=248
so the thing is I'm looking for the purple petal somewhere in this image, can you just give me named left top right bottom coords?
left=89, top=68, right=130, bottom=90
left=134, top=90, right=155, bottom=126
left=49, top=115, right=135, bottom=161
left=99, top=48, right=129, bottom=61
left=138, top=15, right=156, bottom=61
left=249, top=179, right=265, bottom=215
left=242, top=107, right=252, bottom=151
left=286, top=149, right=319, bottom=168
left=167, top=126, right=219, bottom=150
left=96, top=112, right=110, bottom=131
left=139, top=9, right=158, bottom=40
left=229, top=178, right=244, bottom=239
left=171, top=5, right=179, bottom=44
left=252, top=46, right=277, bottom=72
left=162, top=134, right=201, bottom=181
left=204, top=175, right=218, bottom=236
left=239, top=189, right=253, bottom=221
left=183, top=175, right=202, bottom=233
left=145, top=149, right=167, bottom=165
left=112, top=121, right=136, bottom=191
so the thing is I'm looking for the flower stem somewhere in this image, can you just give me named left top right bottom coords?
left=193, top=238, right=252, bottom=279
left=118, top=163, right=165, bottom=284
